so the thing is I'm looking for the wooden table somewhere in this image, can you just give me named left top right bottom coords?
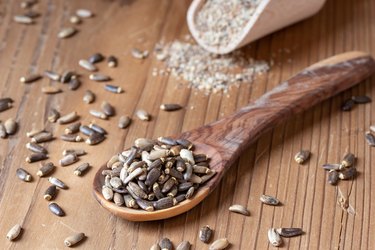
left=1, top=0, right=374, bottom=249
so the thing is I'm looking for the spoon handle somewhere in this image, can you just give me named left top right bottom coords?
left=183, top=51, right=375, bottom=166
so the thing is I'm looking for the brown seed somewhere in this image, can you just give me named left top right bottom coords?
left=322, top=163, right=341, bottom=171
left=20, top=73, right=41, bottom=83
left=26, top=142, right=48, bottom=154
left=276, top=228, right=303, bottom=238
left=107, top=55, right=117, bottom=67
left=44, top=70, right=61, bottom=81
left=41, top=86, right=61, bottom=94
left=69, top=77, right=81, bottom=90
left=48, top=108, right=60, bottom=123
left=185, top=186, right=195, bottom=199
left=153, top=183, right=164, bottom=200
left=60, top=154, right=78, bottom=166
left=176, top=139, right=193, bottom=149
left=49, top=202, right=65, bottom=216
left=160, top=103, right=183, bottom=112
left=159, top=237, right=173, bottom=250
left=49, top=177, right=68, bottom=189
left=260, top=195, right=280, bottom=206
left=88, top=53, right=104, bottom=64
left=209, top=238, right=229, bottom=250
left=229, top=204, right=250, bottom=216
left=153, top=197, right=174, bottom=210
left=268, top=228, right=282, bottom=247
left=148, top=149, right=169, bottom=160
left=136, top=109, right=151, bottom=121
left=294, top=150, right=310, bottom=164
left=14, top=15, right=33, bottom=24
left=26, top=153, right=48, bottom=163
left=79, top=59, right=97, bottom=71
left=341, top=99, right=355, bottom=111
left=193, top=165, right=211, bottom=174
left=339, top=167, right=357, bottom=180
left=60, top=71, right=75, bottom=83
left=37, top=162, right=55, bottom=177
left=123, top=167, right=144, bottom=185
left=64, top=232, right=85, bottom=247
left=341, top=153, right=355, bottom=168
left=44, top=185, right=57, bottom=200
left=118, top=115, right=131, bottom=129
left=162, top=177, right=177, bottom=193
left=89, top=109, right=107, bottom=120
left=16, top=168, right=32, bottom=182
left=176, top=241, right=191, bottom=250
left=352, top=95, right=371, bottom=104
left=57, top=111, right=79, bottom=124
left=31, top=131, right=53, bottom=143
left=4, top=118, right=17, bottom=135
left=74, top=163, right=90, bottom=176
left=128, top=182, right=148, bottom=199
left=0, top=99, right=12, bottom=112
left=24, top=10, right=40, bottom=18
left=85, top=132, right=105, bottom=145
left=60, top=134, right=83, bottom=142
left=136, top=198, right=154, bottom=211
left=199, top=225, right=212, bottom=243
left=6, top=224, right=22, bottom=241
left=89, top=73, right=111, bottom=82
left=58, top=27, right=77, bottom=39
left=83, top=90, right=95, bottom=104
left=65, top=122, right=81, bottom=134
left=101, top=101, right=115, bottom=116
left=63, top=149, right=86, bottom=156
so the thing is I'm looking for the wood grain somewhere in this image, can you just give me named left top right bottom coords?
left=1, top=0, right=375, bottom=249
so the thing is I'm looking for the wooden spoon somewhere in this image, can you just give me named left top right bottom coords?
left=187, top=0, right=326, bottom=54
left=93, top=51, right=375, bottom=221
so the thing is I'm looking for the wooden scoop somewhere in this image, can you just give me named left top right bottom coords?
left=187, top=0, right=326, bottom=54
left=93, top=51, right=375, bottom=221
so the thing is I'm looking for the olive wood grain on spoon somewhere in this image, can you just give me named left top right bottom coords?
left=93, top=51, right=375, bottom=221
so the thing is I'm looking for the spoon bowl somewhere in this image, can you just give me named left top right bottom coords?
left=93, top=51, right=375, bottom=221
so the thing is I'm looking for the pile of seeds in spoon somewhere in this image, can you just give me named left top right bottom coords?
left=102, top=137, right=216, bottom=211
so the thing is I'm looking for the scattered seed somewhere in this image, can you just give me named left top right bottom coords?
left=118, top=115, right=131, bottom=129
left=89, top=110, right=107, bottom=120
left=101, top=101, right=115, bottom=116
left=49, top=202, right=65, bottom=216
left=6, top=224, right=22, bottom=241
left=65, top=122, right=81, bottom=134
left=60, top=71, right=75, bottom=83
left=0, top=123, right=7, bottom=138
left=60, top=134, right=83, bottom=142
left=57, top=111, right=79, bottom=124
left=26, top=128, right=45, bottom=138
left=60, top=154, right=78, bottom=166
left=199, top=225, right=213, bottom=243
left=0, top=99, right=12, bottom=112
left=20, top=0, right=36, bottom=9
left=44, top=185, right=57, bottom=200
left=31, top=131, right=53, bottom=143
left=341, top=99, right=355, bottom=111
left=64, top=232, right=85, bottom=247
left=85, top=132, right=105, bottom=145
left=48, top=108, right=60, bottom=123
left=69, top=15, right=81, bottom=24
left=37, top=162, right=55, bottom=177
left=63, top=149, right=86, bottom=156
left=159, top=237, right=173, bottom=250
left=58, top=27, right=77, bottom=39
left=20, top=73, right=41, bottom=83
left=276, top=228, right=303, bottom=238
left=352, top=95, right=371, bottom=104
left=131, top=48, right=149, bottom=59
left=41, top=85, right=61, bottom=94
left=83, top=90, right=95, bottom=104
left=76, top=9, right=93, bottom=18
left=26, top=152, right=48, bottom=163
left=88, top=53, right=104, bottom=64
left=294, top=150, right=310, bottom=164
left=79, top=125, right=95, bottom=136
left=89, top=73, right=111, bottom=82
left=260, top=194, right=280, bottom=206
left=4, top=118, right=17, bottom=135
left=229, top=204, right=250, bottom=216
left=328, top=170, right=339, bottom=185
left=341, top=153, right=355, bottom=168
left=150, top=243, right=161, bottom=250
left=268, top=228, right=282, bottom=247
left=104, top=84, right=123, bottom=93
left=160, top=103, right=183, bottom=111
left=136, top=109, right=151, bottom=121
left=322, top=163, right=341, bottom=171
left=26, top=142, right=47, bottom=154
left=89, top=123, right=107, bottom=134
left=176, top=241, right=191, bottom=250
left=79, top=59, right=97, bottom=72
left=107, top=55, right=117, bottom=67
left=44, top=70, right=61, bottom=81
left=338, top=167, right=357, bottom=180
left=14, top=15, right=33, bottom=24
left=365, top=131, right=375, bottom=146
left=209, top=238, right=229, bottom=250
left=16, top=168, right=32, bottom=182
left=49, top=177, right=67, bottom=189
left=24, top=10, right=40, bottom=18
left=74, top=163, right=90, bottom=176
left=67, top=77, right=80, bottom=90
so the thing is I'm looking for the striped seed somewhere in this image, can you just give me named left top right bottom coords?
left=64, top=232, right=85, bottom=247
left=260, top=194, right=280, bottom=206
left=276, top=228, right=303, bottom=238
left=229, top=204, right=250, bottom=216
left=16, top=168, right=32, bottom=182
left=176, top=241, right=191, bottom=250
left=294, top=150, right=310, bottom=164
left=107, top=55, right=117, bottom=67
left=322, top=163, right=341, bottom=171
left=0, top=123, right=6, bottom=138
left=101, top=101, right=115, bottom=116
left=37, top=162, right=55, bottom=177
left=89, top=73, right=111, bottom=82
left=57, top=111, right=79, bottom=124
left=157, top=137, right=177, bottom=146
left=365, top=131, right=375, bottom=146
left=65, top=122, right=81, bottom=134
left=148, top=149, right=169, bottom=160
left=58, top=27, right=77, bottom=39
left=160, top=103, right=183, bottom=112
left=153, top=197, right=173, bottom=210
left=352, top=95, right=371, bottom=104
left=69, top=77, right=81, bottom=90
left=63, top=149, right=86, bottom=156
left=341, top=99, right=355, bottom=111
left=110, top=177, right=123, bottom=189
left=79, top=125, right=95, bottom=136
left=74, top=163, right=90, bottom=176
left=60, top=154, right=78, bottom=166
left=102, top=186, right=113, bottom=200
left=0, top=99, right=12, bottom=112
left=113, top=192, right=125, bottom=206
left=136, top=199, right=154, bottom=211
left=118, top=115, right=131, bottom=129
left=44, top=70, right=60, bottom=81
left=48, top=108, right=60, bottom=123
left=338, top=167, right=357, bottom=180
left=48, top=202, right=65, bottom=216
left=89, top=123, right=107, bottom=134
left=209, top=238, right=229, bottom=250
left=268, top=228, right=282, bottom=247
left=104, top=84, right=123, bottom=93
left=136, top=109, right=151, bottom=121
left=85, top=132, right=105, bottom=145
left=123, top=167, right=144, bottom=185
left=88, top=53, right=104, bottom=64
left=199, top=225, right=212, bottom=243
left=76, top=9, right=93, bottom=18
left=185, top=186, right=195, bottom=199
left=4, top=118, right=17, bottom=135
left=60, top=71, right=75, bottom=83
left=20, top=73, right=41, bottom=83
left=49, top=177, right=68, bottom=189
left=60, top=134, right=83, bottom=142
left=43, top=185, right=57, bottom=200
left=83, top=90, right=95, bottom=104
left=158, top=238, right=172, bottom=250
left=31, top=131, right=53, bottom=143
left=26, top=142, right=47, bottom=154
left=79, top=59, right=97, bottom=72
left=89, top=110, right=107, bottom=120
left=128, top=182, right=148, bottom=199
left=26, top=128, right=44, bottom=138
left=14, top=15, right=33, bottom=24
left=341, top=153, right=355, bottom=168
left=6, top=224, right=22, bottom=241
left=41, top=86, right=61, bottom=94
left=26, top=153, right=48, bottom=163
